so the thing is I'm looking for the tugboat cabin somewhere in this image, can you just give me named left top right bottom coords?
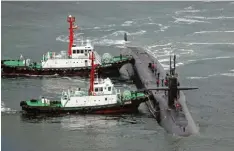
left=41, top=40, right=102, bottom=68
left=93, top=77, right=116, bottom=95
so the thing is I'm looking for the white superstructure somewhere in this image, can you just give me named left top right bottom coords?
left=60, top=77, right=121, bottom=107
left=41, top=40, right=102, bottom=68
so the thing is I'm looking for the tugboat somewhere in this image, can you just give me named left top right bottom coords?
left=2, top=15, right=133, bottom=77
left=20, top=51, right=149, bottom=115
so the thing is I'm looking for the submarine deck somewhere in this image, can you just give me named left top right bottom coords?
left=123, top=46, right=197, bottom=136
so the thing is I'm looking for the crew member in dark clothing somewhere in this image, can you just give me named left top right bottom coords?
left=151, top=63, right=155, bottom=72
left=177, top=81, right=180, bottom=96
left=165, top=74, right=169, bottom=86
left=166, top=73, right=169, bottom=79
left=164, top=79, right=168, bottom=86
left=148, top=63, right=152, bottom=68
left=161, top=79, right=164, bottom=86
left=156, top=79, right=160, bottom=88
left=154, top=63, right=157, bottom=75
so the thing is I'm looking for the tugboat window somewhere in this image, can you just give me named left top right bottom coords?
left=81, top=50, right=84, bottom=53
left=89, top=50, right=91, bottom=52
left=108, top=87, right=111, bottom=91
left=95, top=88, right=98, bottom=92
left=105, top=98, right=107, bottom=101
left=73, top=50, right=76, bottom=54
left=99, top=87, right=103, bottom=91
left=77, top=50, right=79, bottom=53
left=85, top=50, right=87, bottom=53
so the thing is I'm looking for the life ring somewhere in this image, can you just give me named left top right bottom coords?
left=93, top=92, right=96, bottom=96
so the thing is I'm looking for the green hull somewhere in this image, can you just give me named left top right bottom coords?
left=2, top=56, right=133, bottom=77
left=20, top=92, right=149, bottom=114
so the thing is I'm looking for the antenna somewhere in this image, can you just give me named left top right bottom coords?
left=67, top=15, right=78, bottom=58
left=89, top=51, right=96, bottom=95
left=169, top=55, right=172, bottom=75
left=124, top=33, right=127, bottom=42
left=173, top=55, right=176, bottom=75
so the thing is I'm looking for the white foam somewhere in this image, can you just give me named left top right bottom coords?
left=175, top=9, right=203, bottom=15
left=102, top=29, right=115, bottom=32
left=187, top=76, right=208, bottom=79
left=110, top=30, right=146, bottom=37
left=216, top=8, right=224, bottom=11
left=185, top=15, right=234, bottom=20
left=176, top=62, right=184, bottom=67
left=179, top=49, right=194, bottom=55
left=187, top=73, right=219, bottom=80
left=161, top=63, right=170, bottom=69
left=203, top=0, right=216, bottom=3
left=208, top=72, right=234, bottom=77
left=188, top=56, right=233, bottom=62
left=148, top=43, right=172, bottom=49
left=220, top=73, right=234, bottom=77
left=193, top=30, right=234, bottom=34
left=185, top=6, right=193, bottom=10
left=184, top=42, right=234, bottom=46
left=93, top=26, right=101, bottom=29
left=147, top=22, right=158, bottom=25
left=93, top=39, right=127, bottom=46
left=106, top=24, right=116, bottom=28
left=158, top=58, right=170, bottom=63
left=1, top=101, right=17, bottom=114
left=56, top=35, right=69, bottom=43
left=56, top=33, right=84, bottom=43
left=206, top=16, right=234, bottom=20
left=160, top=26, right=170, bottom=32
left=173, top=17, right=210, bottom=24
left=121, top=21, right=134, bottom=27
left=81, top=24, right=116, bottom=31
left=187, top=71, right=234, bottom=79
left=208, top=73, right=220, bottom=77
left=230, top=69, right=234, bottom=72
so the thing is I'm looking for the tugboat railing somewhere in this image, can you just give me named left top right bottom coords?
left=94, top=51, right=102, bottom=64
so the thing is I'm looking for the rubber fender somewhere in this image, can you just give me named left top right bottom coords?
left=20, top=101, right=27, bottom=106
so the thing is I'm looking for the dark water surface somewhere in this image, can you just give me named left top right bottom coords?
left=2, top=1, right=234, bottom=151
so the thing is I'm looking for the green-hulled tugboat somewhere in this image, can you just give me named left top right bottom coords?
left=20, top=51, right=149, bottom=115
left=2, top=15, right=133, bottom=77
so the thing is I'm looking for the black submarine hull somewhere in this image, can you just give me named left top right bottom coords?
left=120, top=46, right=199, bottom=136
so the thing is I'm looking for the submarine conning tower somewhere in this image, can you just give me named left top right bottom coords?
left=168, top=54, right=179, bottom=109
left=168, top=76, right=178, bottom=109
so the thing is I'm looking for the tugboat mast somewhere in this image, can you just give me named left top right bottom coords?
left=89, top=51, right=96, bottom=95
left=67, top=15, right=77, bottom=58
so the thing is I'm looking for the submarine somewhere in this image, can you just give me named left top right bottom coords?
left=119, top=34, right=199, bottom=136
